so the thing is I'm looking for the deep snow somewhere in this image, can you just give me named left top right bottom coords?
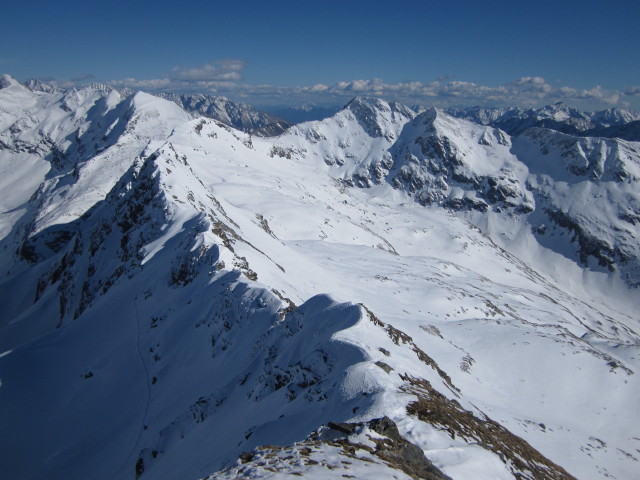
left=0, top=77, right=638, bottom=480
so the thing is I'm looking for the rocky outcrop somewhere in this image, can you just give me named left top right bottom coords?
left=212, top=417, right=452, bottom=480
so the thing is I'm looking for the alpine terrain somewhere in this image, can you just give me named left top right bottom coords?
left=0, top=74, right=638, bottom=480
left=155, top=93, right=291, bottom=137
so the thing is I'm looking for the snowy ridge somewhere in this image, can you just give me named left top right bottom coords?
left=210, top=417, right=454, bottom=480
left=0, top=78, right=639, bottom=480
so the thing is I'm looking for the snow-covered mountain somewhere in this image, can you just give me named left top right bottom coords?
left=447, top=102, right=640, bottom=140
left=273, top=98, right=640, bottom=286
left=157, top=92, right=291, bottom=136
left=20, top=77, right=290, bottom=137
left=1, top=74, right=639, bottom=480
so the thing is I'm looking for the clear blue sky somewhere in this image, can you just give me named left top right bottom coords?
left=2, top=0, right=639, bottom=109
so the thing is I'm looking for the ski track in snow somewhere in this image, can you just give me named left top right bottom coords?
left=114, top=299, right=153, bottom=478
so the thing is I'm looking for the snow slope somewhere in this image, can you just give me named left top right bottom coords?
left=0, top=78, right=639, bottom=480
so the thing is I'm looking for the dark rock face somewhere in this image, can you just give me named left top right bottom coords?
left=544, top=208, right=618, bottom=269
left=387, top=110, right=532, bottom=214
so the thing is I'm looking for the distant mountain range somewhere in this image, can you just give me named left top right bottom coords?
left=446, top=102, right=640, bottom=140
left=21, top=77, right=291, bottom=136
left=156, top=92, right=292, bottom=136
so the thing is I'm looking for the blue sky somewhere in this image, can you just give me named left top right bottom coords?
left=2, top=0, right=639, bottom=109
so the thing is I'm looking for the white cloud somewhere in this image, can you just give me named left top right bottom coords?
left=625, top=85, right=640, bottom=96
left=101, top=67, right=639, bottom=110
left=110, top=77, right=173, bottom=90
left=514, top=76, right=547, bottom=86
left=170, top=60, right=245, bottom=82
left=308, top=84, right=328, bottom=92
left=109, top=60, right=246, bottom=91
left=106, top=60, right=248, bottom=94
left=558, top=85, right=620, bottom=104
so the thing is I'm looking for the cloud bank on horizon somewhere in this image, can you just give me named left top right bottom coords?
left=25, top=60, right=637, bottom=111
left=35, top=61, right=635, bottom=111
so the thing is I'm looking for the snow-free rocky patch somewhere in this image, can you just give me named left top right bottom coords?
left=210, top=417, right=452, bottom=480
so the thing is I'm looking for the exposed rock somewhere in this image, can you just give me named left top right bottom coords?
left=402, top=375, right=576, bottom=480
left=214, top=417, right=451, bottom=480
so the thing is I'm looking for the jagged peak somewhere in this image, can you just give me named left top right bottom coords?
left=341, top=96, right=415, bottom=137
left=415, top=106, right=439, bottom=123
left=413, top=106, right=469, bottom=132
left=344, top=96, right=388, bottom=110
left=57, top=82, right=122, bottom=114
left=24, top=78, right=61, bottom=93
left=590, top=106, right=640, bottom=125
left=124, top=91, right=193, bottom=125
left=533, top=102, right=589, bottom=121
left=71, top=82, right=116, bottom=95
left=158, top=92, right=230, bottom=104
left=345, top=96, right=413, bottom=117
left=59, top=82, right=119, bottom=104
left=407, top=107, right=513, bottom=153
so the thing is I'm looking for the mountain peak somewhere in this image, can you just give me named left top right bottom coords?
left=415, top=105, right=439, bottom=124
left=74, top=82, right=116, bottom=95
left=413, top=107, right=476, bottom=135
left=0, top=74, right=23, bottom=90
left=343, top=96, right=415, bottom=137
left=344, top=96, right=414, bottom=116
left=24, top=78, right=61, bottom=93
left=344, top=95, right=388, bottom=109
